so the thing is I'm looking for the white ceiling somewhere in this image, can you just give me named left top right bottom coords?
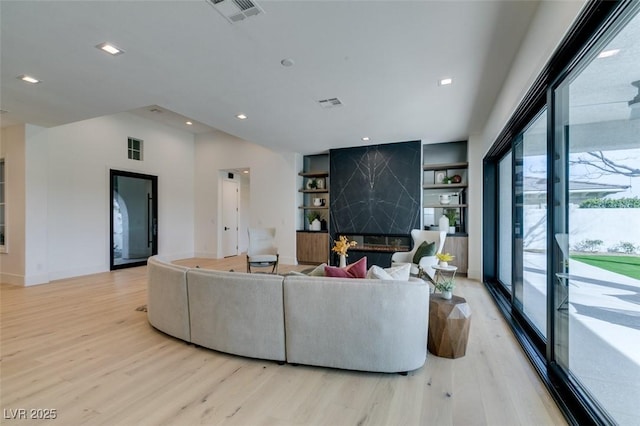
left=0, top=0, right=542, bottom=154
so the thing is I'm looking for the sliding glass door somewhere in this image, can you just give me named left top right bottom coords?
left=552, top=10, right=640, bottom=423
left=110, top=170, right=158, bottom=270
left=483, top=2, right=639, bottom=423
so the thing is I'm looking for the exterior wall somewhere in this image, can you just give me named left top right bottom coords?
left=524, top=207, right=640, bottom=252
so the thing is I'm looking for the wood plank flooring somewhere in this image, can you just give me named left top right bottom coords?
left=0, top=256, right=567, bottom=425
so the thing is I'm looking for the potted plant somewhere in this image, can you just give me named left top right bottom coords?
left=436, top=252, right=454, bottom=267
left=434, top=277, right=455, bottom=299
left=306, top=211, right=321, bottom=231
left=444, top=209, right=457, bottom=233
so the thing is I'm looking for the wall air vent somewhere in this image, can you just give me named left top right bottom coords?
left=317, top=98, right=343, bottom=109
left=206, top=0, right=264, bottom=23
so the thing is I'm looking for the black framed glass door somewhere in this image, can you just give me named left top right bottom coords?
left=110, top=170, right=158, bottom=270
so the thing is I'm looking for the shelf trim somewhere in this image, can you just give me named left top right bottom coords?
left=299, top=189, right=329, bottom=193
left=299, top=206, right=329, bottom=210
left=423, top=183, right=467, bottom=189
left=422, top=162, right=468, bottom=171
left=299, top=171, right=329, bottom=177
left=424, top=204, right=468, bottom=208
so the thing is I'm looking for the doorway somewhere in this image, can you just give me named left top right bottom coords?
left=110, top=170, right=158, bottom=270
left=221, top=179, right=239, bottom=257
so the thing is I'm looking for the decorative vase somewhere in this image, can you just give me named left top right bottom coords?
left=441, top=290, right=452, bottom=300
left=439, top=194, right=451, bottom=205
left=339, top=254, right=347, bottom=268
left=311, top=218, right=321, bottom=231
left=439, top=215, right=449, bottom=233
left=439, top=261, right=448, bottom=267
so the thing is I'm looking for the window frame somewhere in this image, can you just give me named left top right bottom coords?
left=0, top=157, right=6, bottom=253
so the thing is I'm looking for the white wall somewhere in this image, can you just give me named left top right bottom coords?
left=468, top=0, right=587, bottom=280
left=15, top=113, right=195, bottom=284
left=194, top=130, right=299, bottom=264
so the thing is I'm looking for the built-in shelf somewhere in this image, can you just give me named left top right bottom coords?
left=299, top=205, right=329, bottom=210
left=423, top=183, right=467, bottom=190
left=422, top=162, right=469, bottom=171
left=298, top=171, right=329, bottom=177
left=422, top=161, right=468, bottom=171
left=299, top=189, right=329, bottom=193
left=424, top=203, right=468, bottom=208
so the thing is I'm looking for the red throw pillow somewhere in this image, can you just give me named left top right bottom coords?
left=324, top=257, right=367, bottom=278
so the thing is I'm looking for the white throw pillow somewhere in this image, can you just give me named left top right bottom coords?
left=366, top=263, right=411, bottom=281
left=307, top=263, right=327, bottom=276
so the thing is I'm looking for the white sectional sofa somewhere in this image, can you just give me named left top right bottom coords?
left=147, top=256, right=430, bottom=373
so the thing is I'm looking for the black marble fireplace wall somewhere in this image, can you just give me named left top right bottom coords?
left=329, top=141, right=421, bottom=238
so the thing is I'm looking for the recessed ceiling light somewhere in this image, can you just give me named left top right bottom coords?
left=18, top=75, right=41, bottom=84
left=362, top=137, right=370, bottom=141
left=280, top=58, right=295, bottom=67
left=243, top=170, right=249, bottom=174
left=597, top=48, right=620, bottom=58
left=236, top=113, right=247, bottom=120
left=439, top=78, right=453, bottom=86
left=96, top=42, right=125, bottom=56
left=185, top=121, right=193, bottom=125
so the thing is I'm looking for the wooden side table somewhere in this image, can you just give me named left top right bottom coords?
left=427, top=294, right=471, bottom=358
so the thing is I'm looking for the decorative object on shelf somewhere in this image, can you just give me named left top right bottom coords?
left=306, top=178, right=318, bottom=190
left=442, top=176, right=451, bottom=184
left=307, top=211, right=322, bottom=231
left=444, top=209, right=457, bottom=233
left=435, top=171, right=447, bottom=184
left=439, top=194, right=451, bottom=205
left=439, top=215, right=450, bottom=233
left=436, top=252, right=454, bottom=267
left=313, top=197, right=326, bottom=206
left=434, top=276, right=455, bottom=299
left=332, top=235, right=357, bottom=266
left=450, top=174, right=462, bottom=184
left=316, top=178, right=325, bottom=189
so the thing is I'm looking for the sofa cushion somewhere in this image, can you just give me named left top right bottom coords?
left=324, top=257, right=367, bottom=278
left=308, top=263, right=327, bottom=276
left=412, top=240, right=436, bottom=264
left=366, top=263, right=411, bottom=281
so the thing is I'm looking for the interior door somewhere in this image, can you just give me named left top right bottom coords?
left=110, top=170, right=158, bottom=270
left=221, top=179, right=239, bottom=257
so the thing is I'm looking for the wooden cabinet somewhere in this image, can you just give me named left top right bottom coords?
left=443, top=235, right=468, bottom=275
left=297, top=231, right=329, bottom=264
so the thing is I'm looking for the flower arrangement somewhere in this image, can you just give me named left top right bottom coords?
left=332, top=235, right=357, bottom=257
left=436, top=252, right=454, bottom=263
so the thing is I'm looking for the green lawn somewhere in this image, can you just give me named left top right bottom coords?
left=571, top=254, right=640, bottom=280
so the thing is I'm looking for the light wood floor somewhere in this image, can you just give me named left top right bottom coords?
left=1, top=256, right=567, bottom=425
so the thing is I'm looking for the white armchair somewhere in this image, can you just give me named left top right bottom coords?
left=391, top=230, right=447, bottom=281
left=247, top=227, right=279, bottom=274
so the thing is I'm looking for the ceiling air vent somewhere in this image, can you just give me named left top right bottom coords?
left=206, top=0, right=264, bottom=23
left=317, top=98, right=343, bottom=109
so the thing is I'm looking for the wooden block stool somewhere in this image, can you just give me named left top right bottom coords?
left=427, top=294, right=471, bottom=358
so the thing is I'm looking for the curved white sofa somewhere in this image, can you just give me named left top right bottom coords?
left=147, top=256, right=429, bottom=373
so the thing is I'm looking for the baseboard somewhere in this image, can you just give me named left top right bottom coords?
left=1, top=271, right=25, bottom=286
